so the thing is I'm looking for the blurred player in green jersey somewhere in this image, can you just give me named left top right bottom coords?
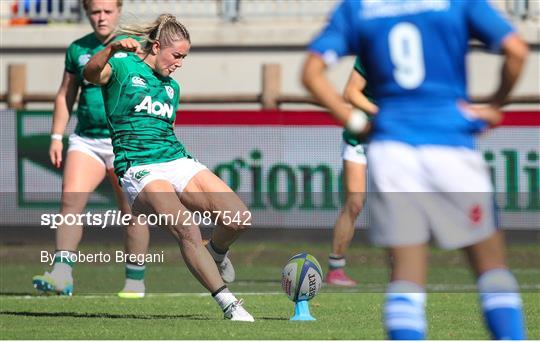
left=32, top=0, right=150, bottom=298
left=326, top=57, right=377, bottom=287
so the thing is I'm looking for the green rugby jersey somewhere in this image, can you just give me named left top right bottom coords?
left=342, top=56, right=375, bottom=147
left=65, top=33, right=112, bottom=138
left=103, top=52, right=190, bottom=177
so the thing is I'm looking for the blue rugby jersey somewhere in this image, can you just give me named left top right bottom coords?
left=309, top=0, right=514, bottom=148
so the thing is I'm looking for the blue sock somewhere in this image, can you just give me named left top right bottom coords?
left=384, top=281, right=427, bottom=340
left=478, top=269, right=526, bottom=340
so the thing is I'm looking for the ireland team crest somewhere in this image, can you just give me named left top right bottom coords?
left=165, top=86, right=174, bottom=99
left=78, top=54, right=91, bottom=66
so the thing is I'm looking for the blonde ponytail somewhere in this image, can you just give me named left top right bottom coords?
left=118, top=13, right=190, bottom=52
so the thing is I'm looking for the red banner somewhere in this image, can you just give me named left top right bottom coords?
left=175, top=110, right=539, bottom=127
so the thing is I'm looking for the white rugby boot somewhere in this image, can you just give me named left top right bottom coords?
left=223, top=299, right=255, bottom=322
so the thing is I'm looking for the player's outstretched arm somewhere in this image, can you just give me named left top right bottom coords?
left=83, top=38, right=142, bottom=85
left=302, top=53, right=370, bottom=134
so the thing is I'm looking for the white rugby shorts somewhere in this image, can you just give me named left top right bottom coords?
left=67, top=133, right=114, bottom=169
left=367, top=141, right=496, bottom=249
left=341, top=142, right=367, bottom=164
left=120, top=157, right=207, bottom=206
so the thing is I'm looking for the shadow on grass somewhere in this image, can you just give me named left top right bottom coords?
left=0, top=292, right=37, bottom=296
left=0, top=310, right=209, bottom=320
left=257, top=316, right=289, bottom=321
left=235, top=278, right=281, bottom=283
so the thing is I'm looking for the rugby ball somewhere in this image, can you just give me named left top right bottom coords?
left=281, top=253, right=323, bottom=302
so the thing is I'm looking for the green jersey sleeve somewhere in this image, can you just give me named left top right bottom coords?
left=64, top=44, right=77, bottom=74
left=353, top=56, right=367, bottom=78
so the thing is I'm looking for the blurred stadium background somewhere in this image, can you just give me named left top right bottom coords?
left=0, top=0, right=538, bottom=339
left=1, top=0, right=538, bottom=230
left=1, top=0, right=539, bottom=108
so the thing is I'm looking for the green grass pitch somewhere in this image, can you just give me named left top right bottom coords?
left=1, top=242, right=538, bottom=339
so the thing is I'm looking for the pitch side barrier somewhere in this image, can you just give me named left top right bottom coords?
left=1, top=109, right=539, bottom=230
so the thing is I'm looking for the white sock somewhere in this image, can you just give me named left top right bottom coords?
left=123, top=279, right=145, bottom=292
left=212, top=286, right=237, bottom=311
left=329, top=253, right=346, bottom=269
left=50, top=251, right=74, bottom=280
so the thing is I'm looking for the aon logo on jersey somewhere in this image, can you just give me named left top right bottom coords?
left=134, top=96, right=173, bottom=118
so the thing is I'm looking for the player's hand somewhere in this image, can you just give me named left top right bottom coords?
left=49, top=140, right=63, bottom=168
left=458, top=101, right=503, bottom=127
left=110, top=38, right=142, bottom=54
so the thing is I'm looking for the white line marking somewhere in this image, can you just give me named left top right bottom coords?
left=4, top=284, right=540, bottom=300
